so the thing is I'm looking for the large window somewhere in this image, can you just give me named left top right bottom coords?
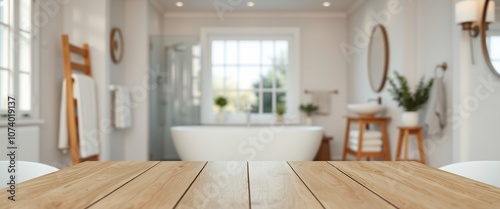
left=0, top=0, right=34, bottom=118
left=201, top=28, right=300, bottom=124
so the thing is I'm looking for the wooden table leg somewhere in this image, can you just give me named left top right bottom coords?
left=356, top=121, right=365, bottom=161
left=381, top=121, right=391, bottom=161
left=342, top=119, right=351, bottom=161
left=396, top=130, right=404, bottom=161
left=417, top=130, right=426, bottom=164
left=403, top=130, right=409, bottom=161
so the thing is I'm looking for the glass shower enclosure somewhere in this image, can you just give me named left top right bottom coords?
left=149, top=35, right=201, bottom=160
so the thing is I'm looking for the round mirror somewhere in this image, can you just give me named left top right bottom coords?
left=481, top=0, right=500, bottom=76
left=368, top=24, right=390, bottom=93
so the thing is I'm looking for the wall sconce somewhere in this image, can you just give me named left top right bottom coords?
left=455, top=0, right=495, bottom=37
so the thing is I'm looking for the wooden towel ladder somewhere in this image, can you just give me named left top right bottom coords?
left=61, top=34, right=99, bottom=165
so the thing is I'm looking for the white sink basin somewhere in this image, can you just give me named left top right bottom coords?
left=347, top=103, right=383, bottom=117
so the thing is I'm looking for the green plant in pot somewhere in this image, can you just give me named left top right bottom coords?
left=300, top=103, right=319, bottom=125
left=214, top=96, right=228, bottom=124
left=275, top=104, right=286, bottom=124
left=387, top=71, right=433, bottom=127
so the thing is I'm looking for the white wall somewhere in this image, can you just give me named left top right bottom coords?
left=451, top=0, right=500, bottom=162
left=346, top=0, right=455, bottom=167
left=122, top=0, right=151, bottom=161
left=163, top=15, right=348, bottom=159
left=38, top=0, right=66, bottom=166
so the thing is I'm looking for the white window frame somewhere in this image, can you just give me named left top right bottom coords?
left=200, top=27, right=300, bottom=125
left=0, top=0, right=40, bottom=121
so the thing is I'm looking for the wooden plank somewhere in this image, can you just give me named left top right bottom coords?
left=249, top=161, right=323, bottom=209
left=69, top=44, right=86, bottom=56
left=176, top=161, right=249, bottom=209
left=0, top=162, right=159, bottom=209
left=330, top=161, right=500, bottom=208
left=71, top=62, right=89, bottom=73
left=89, top=161, right=206, bottom=209
left=289, top=161, right=395, bottom=209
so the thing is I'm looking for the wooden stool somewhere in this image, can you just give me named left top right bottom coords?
left=314, top=135, right=333, bottom=161
left=342, top=116, right=391, bottom=161
left=396, top=127, right=426, bottom=164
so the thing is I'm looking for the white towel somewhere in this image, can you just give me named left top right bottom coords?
left=58, top=74, right=100, bottom=158
left=311, top=91, right=331, bottom=115
left=424, top=77, right=447, bottom=139
left=113, top=86, right=132, bottom=129
left=349, top=138, right=383, bottom=146
left=349, top=144, right=382, bottom=152
left=349, top=130, right=382, bottom=139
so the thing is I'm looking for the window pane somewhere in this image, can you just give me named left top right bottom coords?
left=276, top=92, right=286, bottom=107
left=19, top=0, right=31, bottom=31
left=212, top=66, right=224, bottom=89
left=19, top=73, right=31, bottom=111
left=275, top=66, right=287, bottom=89
left=261, top=66, right=273, bottom=89
left=239, top=66, right=259, bottom=90
left=261, top=41, right=274, bottom=65
left=275, top=40, right=288, bottom=64
left=239, top=90, right=258, bottom=113
left=226, top=66, right=238, bottom=90
left=0, top=25, right=8, bottom=68
left=239, top=41, right=260, bottom=65
left=0, top=0, right=9, bottom=24
left=225, top=40, right=237, bottom=65
left=19, top=31, right=31, bottom=73
left=262, top=92, right=273, bottom=113
left=226, top=91, right=238, bottom=113
left=0, top=69, right=8, bottom=110
left=211, top=41, right=224, bottom=65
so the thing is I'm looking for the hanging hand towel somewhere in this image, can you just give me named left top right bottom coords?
left=424, top=77, right=447, bottom=139
left=113, top=85, right=132, bottom=129
left=58, top=74, right=100, bottom=158
left=311, top=91, right=331, bottom=115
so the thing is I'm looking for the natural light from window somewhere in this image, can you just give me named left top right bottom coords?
left=211, top=40, right=289, bottom=115
left=0, top=0, right=33, bottom=116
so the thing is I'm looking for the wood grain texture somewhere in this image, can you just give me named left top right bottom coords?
left=288, top=161, right=395, bottom=209
left=176, top=161, right=249, bottom=209
left=249, top=161, right=323, bottom=209
left=330, top=161, right=500, bottom=208
left=89, top=162, right=206, bottom=209
left=0, top=161, right=159, bottom=209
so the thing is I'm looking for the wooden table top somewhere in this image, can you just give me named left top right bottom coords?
left=2, top=161, right=500, bottom=208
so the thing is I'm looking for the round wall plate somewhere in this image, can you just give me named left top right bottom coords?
left=110, top=28, right=124, bottom=64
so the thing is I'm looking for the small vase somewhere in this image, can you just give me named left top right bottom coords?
left=402, top=111, right=419, bottom=127
left=217, top=111, right=226, bottom=124
left=305, top=117, right=313, bottom=126
left=276, top=115, right=284, bottom=124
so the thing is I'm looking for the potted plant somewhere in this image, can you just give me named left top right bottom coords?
left=300, top=103, right=319, bottom=125
left=387, top=71, right=433, bottom=127
left=275, top=104, right=286, bottom=124
left=214, top=96, right=228, bottom=124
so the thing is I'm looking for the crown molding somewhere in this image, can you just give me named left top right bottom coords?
left=164, top=11, right=347, bottom=19
left=346, top=0, right=367, bottom=16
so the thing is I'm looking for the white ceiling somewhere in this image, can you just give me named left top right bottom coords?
left=154, top=0, right=360, bottom=13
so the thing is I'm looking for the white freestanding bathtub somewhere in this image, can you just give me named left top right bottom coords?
left=171, top=126, right=324, bottom=161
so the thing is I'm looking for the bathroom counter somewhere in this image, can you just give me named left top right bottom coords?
left=2, top=161, right=500, bottom=208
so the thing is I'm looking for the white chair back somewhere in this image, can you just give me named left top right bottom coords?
left=0, top=161, right=59, bottom=189
left=440, top=161, right=500, bottom=188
